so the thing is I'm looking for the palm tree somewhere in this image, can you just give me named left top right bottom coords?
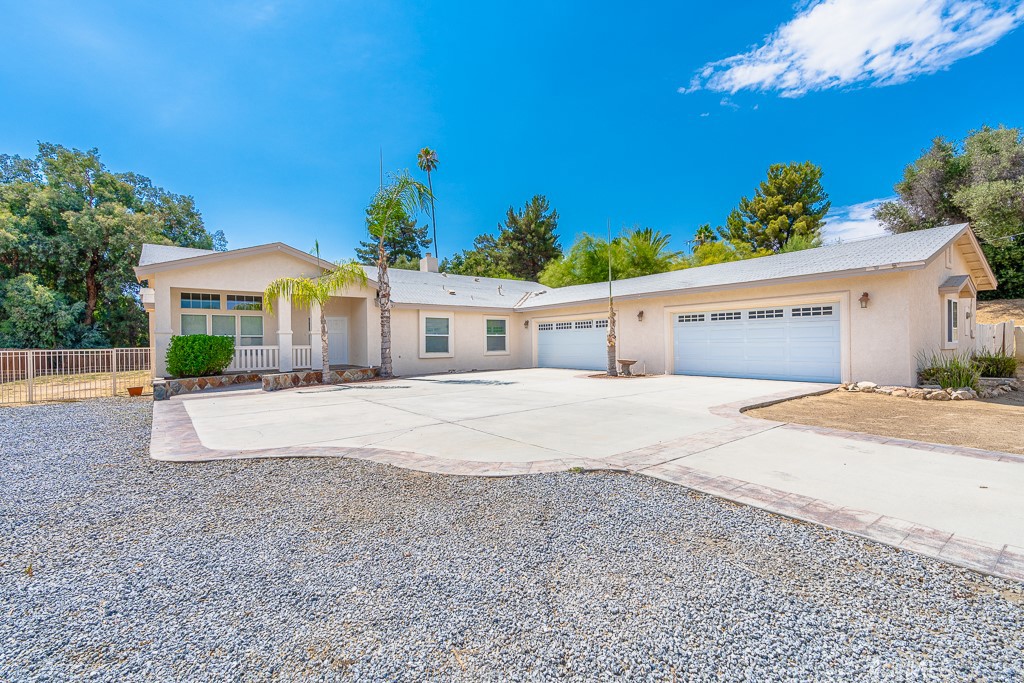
left=367, top=170, right=431, bottom=378
left=618, top=227, right=682, bottom=277
left=264, top=248, right=367, bottom=383
left=693, top=223, right=717, bottom=248
left=416, top=147, right=439, bottom=256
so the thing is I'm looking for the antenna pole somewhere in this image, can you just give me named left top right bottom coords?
left=379, top=147, right=383, bottom=189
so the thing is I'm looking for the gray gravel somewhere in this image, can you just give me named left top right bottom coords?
left=2, top=398, right=1022, bottom=682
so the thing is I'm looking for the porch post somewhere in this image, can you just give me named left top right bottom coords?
left=311, top=301, right=327, bottom=372
left=277, top=294, right=293, bottom=372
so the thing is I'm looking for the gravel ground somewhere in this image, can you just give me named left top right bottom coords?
left=2, top=399, right=1023, bottom=682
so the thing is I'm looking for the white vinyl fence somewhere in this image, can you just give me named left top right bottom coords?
left=0, top=348, right=151, bottom=405
left=976, top=321, right=1017, bottom=356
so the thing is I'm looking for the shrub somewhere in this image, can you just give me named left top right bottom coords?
left=972, top=350, right=1018, bottom=378
left=166, top=335, right=235, bottom=378
left=917, top=350, right=980, bottom=391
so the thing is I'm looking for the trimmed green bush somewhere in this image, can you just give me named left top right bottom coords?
left=166, top=335, right=235, bottom=378
left=972, top=350, right=1018, bottom=378
left=917, top=350, right=980, bottom=391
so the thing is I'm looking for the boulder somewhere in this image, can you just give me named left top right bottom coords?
left=907, top=389, right=928, bottom=399
left=891, top=389, right=908, bottom=398
left=856, top=381, right=878, bottom=391
left=925, top=390, right=951, bottom=401
left=950, top=390, right=974, bottom=400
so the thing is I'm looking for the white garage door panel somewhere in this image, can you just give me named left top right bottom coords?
left=673, top=304, right=841, bottom=382
left=537, top=319, right=608, bottom=371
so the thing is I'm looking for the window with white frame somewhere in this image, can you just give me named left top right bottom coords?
left=485, top=318, right=508, bottom=353
left=945, top=297, right=959, bottom=345
left=180, top=292, right=220, bottom=309
left=424, top=316, right=451, bottom=354
left=239, top=316, right=264, bottom=346
left=180, top=314, right=207, bottom=335
left=211, top=315, right=235, bottom=338
left=227, top=294, right=263, bottom=311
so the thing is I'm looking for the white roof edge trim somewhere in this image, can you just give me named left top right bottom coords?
left=134, top=242, right=379, bottom=286
left=512, top=261, right=930, bottom=311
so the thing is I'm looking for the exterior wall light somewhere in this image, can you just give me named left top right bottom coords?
left=859, top=292, right=870, bottom=308
left=637, top=310, right=644, bottom=322
left=524, top=320, right=530, bottom=328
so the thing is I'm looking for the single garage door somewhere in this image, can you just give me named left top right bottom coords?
left=537, top=319, right=609, bottom=370
left=673, top=303, right=841, bottom=382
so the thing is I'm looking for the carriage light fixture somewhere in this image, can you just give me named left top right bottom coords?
left=637, top=310, right=644, bottom=322
left=859, top=292, right=870, bottom=308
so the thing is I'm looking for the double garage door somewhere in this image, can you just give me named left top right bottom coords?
left=537, top=303, right=841, bottom=382
left=673, top=303, right=841, bottom=382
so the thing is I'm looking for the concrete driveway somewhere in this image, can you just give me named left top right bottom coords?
left=152, top=368, right=1024, bottom=581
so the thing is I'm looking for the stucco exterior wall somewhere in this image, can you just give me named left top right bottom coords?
left=905, top=244, right=979, bottom=367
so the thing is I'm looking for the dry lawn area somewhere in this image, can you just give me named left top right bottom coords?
left=976, top=298, right=1024, bottom=324
left=749, top=390, right=1024, bottom=455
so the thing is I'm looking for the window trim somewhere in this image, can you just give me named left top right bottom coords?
left=943, top=296, right=959, bottom=348
left=484, top=316, right=510, bottom=356
left=419, top=311, right=455, bottom=358
left=239, top=315, right=264, bottom=347
left=180, top=292, right=221, bottom=310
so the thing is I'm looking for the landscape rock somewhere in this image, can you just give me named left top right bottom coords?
left=925, top=390, right=951, bottom=401
left=855, top=381, right=878, bottom=392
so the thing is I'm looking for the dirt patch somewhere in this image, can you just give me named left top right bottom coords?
left=976, top=299, right=1024, bottom=325
left=748, top=390, right=1024, bottom=455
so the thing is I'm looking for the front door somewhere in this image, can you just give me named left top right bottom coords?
left=326, top=316, right=349, bottom=366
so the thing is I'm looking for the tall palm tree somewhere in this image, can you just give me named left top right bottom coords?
left=367, top=170, right=431, bottom=378
left=693, top=223, right=717, bottom=248
left=264, top=250, right=367, bottom=383
left=416, top=147, right=439, bottom=256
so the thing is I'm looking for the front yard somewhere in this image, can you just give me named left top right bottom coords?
left=2, top=399, right=1023, bottom=681
left=749, top=390, right=1024, bottom=454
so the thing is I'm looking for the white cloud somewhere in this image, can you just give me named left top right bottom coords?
left=824, top=198, right=894, bottom=241
left=680, top=0, right=1024, bottom=96
left=699, top=112, right=710, bottom=117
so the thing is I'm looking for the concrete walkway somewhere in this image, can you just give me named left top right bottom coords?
left=151, top=368, right=1024, bottom=582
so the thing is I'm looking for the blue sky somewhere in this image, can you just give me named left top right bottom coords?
left=1, top=1, right=1022, bottom=260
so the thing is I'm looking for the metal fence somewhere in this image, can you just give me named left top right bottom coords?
left=0, top=348, right=152, bottom=405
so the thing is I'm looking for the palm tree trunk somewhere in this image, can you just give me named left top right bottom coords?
left=427, top=173, right=437, bottom=257
left=606, top=304, right=618, bottom=376
left=320, top=308, right=331, bottom=384
left=378, top=238, right=393, bottom=378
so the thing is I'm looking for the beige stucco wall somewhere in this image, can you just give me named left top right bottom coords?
left=906, top=243, right=979, bottom=368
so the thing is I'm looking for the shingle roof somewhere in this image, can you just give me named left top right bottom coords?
left=367, top=266, right=546, bottom=308
left=515, top=223, right=971, bottom=310
left=139, top=243, right=215, bottom=266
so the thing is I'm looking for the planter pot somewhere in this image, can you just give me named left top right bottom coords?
left=127, top=386, right=144, bottom=397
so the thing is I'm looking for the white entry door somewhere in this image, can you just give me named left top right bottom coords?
left=673, top=303, right=841, bottom=382
left=326, top=317, right=349, bottom=366
left=536, top=319, right=609, bottom=370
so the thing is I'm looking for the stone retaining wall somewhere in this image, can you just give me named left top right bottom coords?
left=841, top=377, right=1021, bottom=401
left=262, top=367, right=379, bottom=391
left=153, top=373, right=263, bottom=400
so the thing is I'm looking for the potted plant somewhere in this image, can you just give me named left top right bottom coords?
left=127, top=386, right=144, bottom=397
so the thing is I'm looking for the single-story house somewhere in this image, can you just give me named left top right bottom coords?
left=134, top=223, right=996, bottom=386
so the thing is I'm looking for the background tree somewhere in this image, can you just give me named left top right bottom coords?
left=873, top=125, right=1024, bottom=298
left=417, top=147, right=439, bottom=256
left=353, top=206, right=431, bottom=266
left=692, top=223, right=717, bottom=248
left=684, top=240, right=772, bottom=268
left=718, top=162, right=830, bottom=253
left=0, top=143, right=226, bottom=348
left=264, top=248, right=367, bottom=383
left=497, top=195, right=562, bottom=280
left=538, top=227, right=681, bottom=286
left=441, top=233, right=516, bottom=279
left=366, top=170, right=431, bottom=377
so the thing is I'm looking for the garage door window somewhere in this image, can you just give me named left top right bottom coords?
left=749, top=309, right=783, bottom=319
left=792, top=305, right=833, bottom=317
left=678, top=314, right=705, bottom=323
left=710, top=311, right=742, bottom=321
left=485, top=318, right=508, bottom=354
left=424, top=317, right=451, bottom=354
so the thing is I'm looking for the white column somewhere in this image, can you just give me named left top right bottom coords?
left=153, top=280, right=173, bottom=378
left=310, top=301, right=327, bottom=372
left=277, top=295, right=293, bottom=372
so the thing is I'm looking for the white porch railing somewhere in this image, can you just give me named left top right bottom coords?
left=292, top=345, right=313, bottom=369
left=229, top=346, right=280, bottom=372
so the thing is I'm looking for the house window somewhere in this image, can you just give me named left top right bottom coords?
left=424, top=317, right=450, bottom=354
left=211, top=315, right=236, bottom=337
left=180, top=292, right=220, bottom=309
left=227, top=294, right=263, bottom=311
left=946, top=298, right=959, bottom=345
left=239, top=316, right=264, bottom=346
left=485, top=318, right=508, bottom=353
left=180, top=314, right=207, bottom=335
